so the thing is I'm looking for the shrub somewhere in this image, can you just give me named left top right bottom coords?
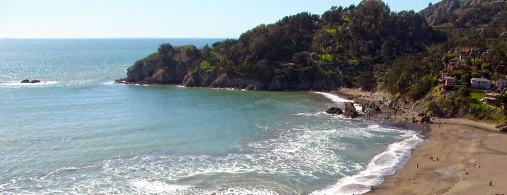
left=458, top=87, right=470, bottom=97
left=408, top=75, right=435, bottom=100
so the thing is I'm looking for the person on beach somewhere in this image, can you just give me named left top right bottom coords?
left=489, top=181, right=493, bottom=186
left=417, top=164, right=419, bottom=168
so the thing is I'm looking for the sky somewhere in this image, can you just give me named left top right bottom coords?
left=0, top=0, right=441, bottom=39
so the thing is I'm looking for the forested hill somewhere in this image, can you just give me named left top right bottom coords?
left=386, top=0, right=507, bottom=123
left=118, top=0, right=444, bottom=91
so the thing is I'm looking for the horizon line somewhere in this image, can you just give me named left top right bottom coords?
left=1, top=37, right=233, bottom=40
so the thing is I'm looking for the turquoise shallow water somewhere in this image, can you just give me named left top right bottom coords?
left=0, top=39, right=422, bottom=194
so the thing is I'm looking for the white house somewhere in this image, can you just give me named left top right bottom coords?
left=471, top=78, right=492, bottom=89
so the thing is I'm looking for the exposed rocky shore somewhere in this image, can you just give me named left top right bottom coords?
left=330, top=89, right=433, bottom=123
left=332, top=88, right=507, bottom=132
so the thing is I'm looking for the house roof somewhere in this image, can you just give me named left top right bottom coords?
left=471, top=78, right=491, bottom=82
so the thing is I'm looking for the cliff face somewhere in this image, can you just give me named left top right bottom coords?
left=126, top=54, right=189, bottom=84
left=419, top=0, right=461, bottom=25
left=419, top=0, right=490, bottom=25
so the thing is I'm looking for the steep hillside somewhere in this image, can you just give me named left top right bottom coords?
left=420, top=0, right=462, bottom=25
left=118, top=0, right=443, bottom=91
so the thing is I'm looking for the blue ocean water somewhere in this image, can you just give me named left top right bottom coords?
left=0, top=39, right=423, bottom=194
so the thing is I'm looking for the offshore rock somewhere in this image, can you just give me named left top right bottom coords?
left=326, top=107, right=343, bottom=115
left=343, top=102, right=358, bottom=118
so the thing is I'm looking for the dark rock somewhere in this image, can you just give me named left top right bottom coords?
left=30, top=80, right=41, bottom=83
left=343, top=102, right=358, bottom=118
left=326, top=107, right=343, bottom=115
left=20, top=79, right=30, bottom=83
left=114, top=79, right=127, bottom=84
left=496, top=123, right=507, bottom=133
left=420, top=116, right=431, bottom=123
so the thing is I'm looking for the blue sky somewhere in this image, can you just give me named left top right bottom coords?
left=0, top=0, right=441, bottom=38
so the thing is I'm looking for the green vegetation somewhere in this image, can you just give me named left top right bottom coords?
left=381, top=0, right=507, bottom=123
left=320, top=54, right=333, bottom=61
left=125, top=0, right=507, bottom=123
left=200, top=61, right=214, bottom=72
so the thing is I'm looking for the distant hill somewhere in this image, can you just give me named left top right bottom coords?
left=419, top=0, right=462, bottom=25
left=419, top=0, right=503, bottom=25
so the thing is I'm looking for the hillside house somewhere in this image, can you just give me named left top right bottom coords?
left=497, top=65, right=506, bottom=72
left=484, top=93, right=500, bottom=106
left=471, top=78, right=492, bottom=89
left=497, top=78, right=507, bottom=91
left=444, top=76, right=457, bottom=86
left=447, top=61, right=470, bottom=71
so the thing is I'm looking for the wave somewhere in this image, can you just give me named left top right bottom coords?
left=314, top=92, right=363, bottom=111
left=312, top=130, right=424, bottom=195
left=1, top=81, right=58, bottom=87
left=102, top=81, right=115, bottom=85
left=291, top=111, right=326, bottom=117
left=215, top=187, right=279, bottom=195
left=130, top=180, right=193, bottom=194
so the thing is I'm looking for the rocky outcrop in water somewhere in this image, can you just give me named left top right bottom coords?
left=343, top=102, right=358, bottom=118
left=20, top=79, right=41, bottom=83
left=326, top=107, right=343, bottom=115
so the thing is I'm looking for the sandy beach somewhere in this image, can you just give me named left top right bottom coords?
left=333, top=88, right=507, bottom=195
left=368, top=123, right=507, bottom=195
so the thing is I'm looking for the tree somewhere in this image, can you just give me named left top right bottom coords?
left=356, top=71, right=377, bottom=91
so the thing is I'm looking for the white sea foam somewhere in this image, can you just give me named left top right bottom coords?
left=2, top=81, right=58, bottom=87
left=312, top=130, right=424, bottom=195
left=291, top=111, right=326, bottom=116
left=130, top=180, right=192, bottom=194
left=314, top=92, right=363, bottom=111
left=102, top=81, right=115, bottom=85
left=215, top=187, right=279, bottom=195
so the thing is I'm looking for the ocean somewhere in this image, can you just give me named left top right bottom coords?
left=0, top=38, right=423, bottom=194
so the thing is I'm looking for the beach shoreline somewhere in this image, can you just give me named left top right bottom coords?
left=332, top=88, right=507, bottom=195
left=367, top=122, right=507, bottom=195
